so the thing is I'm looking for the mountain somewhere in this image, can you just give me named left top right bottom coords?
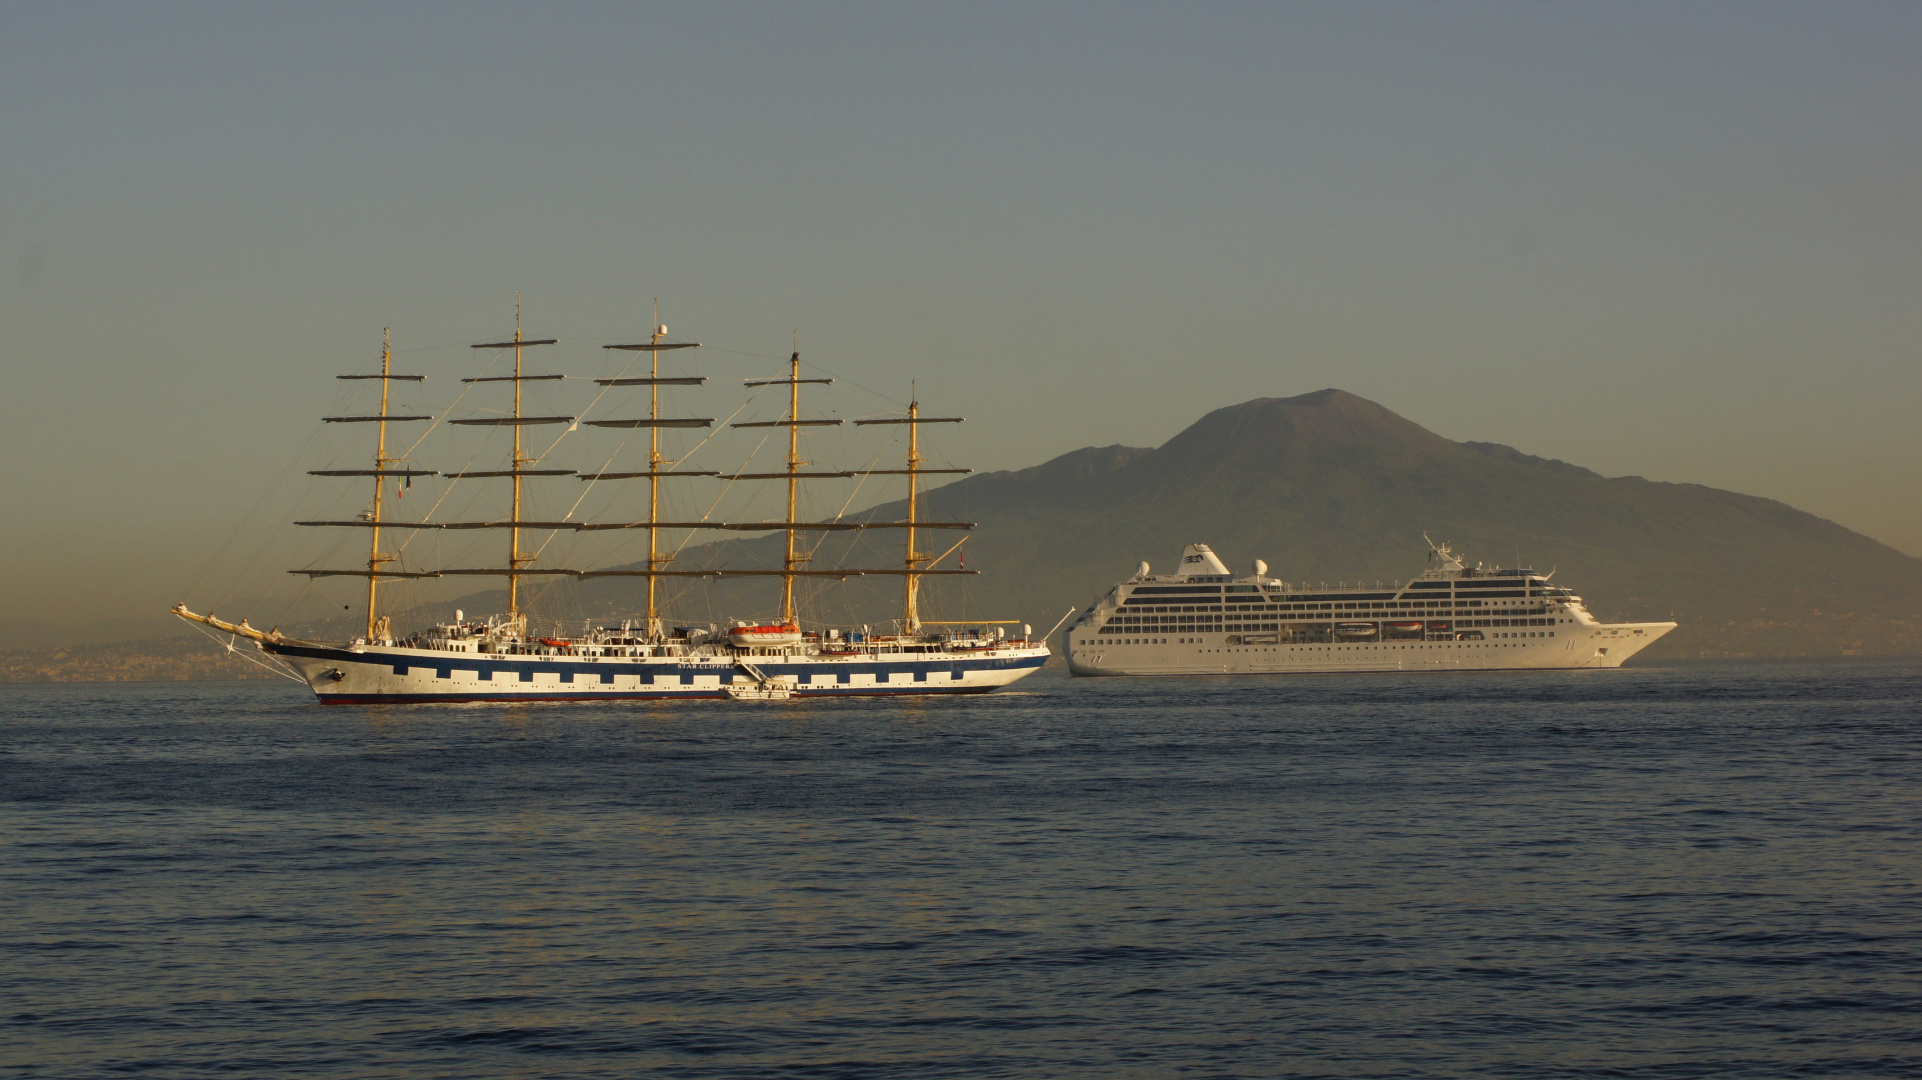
left=558, top=390, right=1920, bottom=659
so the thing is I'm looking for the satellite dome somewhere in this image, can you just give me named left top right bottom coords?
left=1253, top=559, right=1268, bottom=577
left=1136, top=561, right=1151, bottom=578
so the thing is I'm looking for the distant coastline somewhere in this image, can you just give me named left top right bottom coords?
left=1, top=632, right=1903, bottom=684
left=39, top=391, right=1922, bottom=681
left=1, top=637, right=281, bottom=684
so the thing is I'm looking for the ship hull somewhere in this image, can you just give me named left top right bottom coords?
left=1067, top=621, right=1674, bottom=677
left=265, top=641, right=1048, bottom=703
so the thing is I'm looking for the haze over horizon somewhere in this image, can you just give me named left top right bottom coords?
left=4, top=3, right=1920, bottom=629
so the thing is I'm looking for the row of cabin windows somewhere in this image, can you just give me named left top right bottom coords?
left=1099, top=618, right=1560, bottom=634
left=1126, top=590, right=1564, bottom=604
left=1119, top=601, right=1553, bottom=615
left=1101, top=616, right=1564, bottom=634
left=1407, top=579, right=1541, bottom=589
left=1136, top=579, right=1550, bottom=592
left=1109, top=612, right=1557, bottom=627
left=1127, top=588, right=1560, bottom=603
left=402, top=667, right=981, bottom=685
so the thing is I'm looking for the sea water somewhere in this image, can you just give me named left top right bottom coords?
left=3, top=659, right=1918, bottom=1078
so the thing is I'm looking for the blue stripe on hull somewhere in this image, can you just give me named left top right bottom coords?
left=269, top=643, right=1043, bottom=681
left=315, top=685, right=1004, bottom=705
left=273, top=642, right=1047, bottom=704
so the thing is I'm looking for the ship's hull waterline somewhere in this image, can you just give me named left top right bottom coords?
left=268, top=640, right=1048, bottom=704
left=1067, top=542, right=1676, bottom=678
left=174, top=313, right=1055, bottom=704
left=1066, top=624, right=1670, bottom=676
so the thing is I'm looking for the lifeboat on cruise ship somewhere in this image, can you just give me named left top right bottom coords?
left=1335, top=621, right=1379, bottom=639
left=729, top=623, right=802, bottom=647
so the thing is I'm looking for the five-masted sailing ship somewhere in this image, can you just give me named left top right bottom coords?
left=174, top=306, right=1051, bottom=702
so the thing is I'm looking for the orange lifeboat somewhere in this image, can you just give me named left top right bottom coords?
left=729, top=623, right=802, bottom=647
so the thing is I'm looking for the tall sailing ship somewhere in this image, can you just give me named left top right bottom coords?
left=176, top=308, right=1050, bottom=702
left=1066, top=542, right=1675, bottom=676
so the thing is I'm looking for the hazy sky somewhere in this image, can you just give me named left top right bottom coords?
left=5, top=3, right=1920, bottom=626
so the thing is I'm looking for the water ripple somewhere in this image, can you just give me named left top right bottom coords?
left=2, top=657, right=1918, bottom=1078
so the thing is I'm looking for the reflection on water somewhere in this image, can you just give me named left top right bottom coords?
left=3, top=660, right=1919, bottom=1077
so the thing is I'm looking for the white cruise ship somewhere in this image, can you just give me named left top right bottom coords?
left=1066, top=542, right=1674, bottom=676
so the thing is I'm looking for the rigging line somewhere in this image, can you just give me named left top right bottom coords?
left=386, top=343, right=499, bottom=463
left=218, top=473, right=328, bottom=609
left=516, top=350, right=649, bottom=562
left=536, top=392, right=760, bottom=562
left=661, top=386, right=772, bottom=557
left=184, top=378, right=353, bottom=601
left=773, top=356, right=909, bottom=415
left=535, top=353, right=628, bottom=464
left=531, top=339, right=648, bottom=512
left=832, top=440, right=890, bottom=521
left=664, top=393, right=778, bottom=566
left=389, top=428, right=495, bottom=560
left=481, top=341, right=665, bottom=569
left=925, top=534, right=970, bottom=569
left=187, top=622, right=306, bottom=683
left=393, top=340, right=483, bottom=355
left=397, top=374, right=481, bottom=462
left=704, top=346, right=911, bottom=413
left=267, top=577, right=318, bottom=634
left=705, top=346, right=792, bottom=362
left=805, top=438, right=893, bottom=568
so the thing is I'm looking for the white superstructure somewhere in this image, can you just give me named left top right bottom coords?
left=1066, top=542, right=1674, bottom=676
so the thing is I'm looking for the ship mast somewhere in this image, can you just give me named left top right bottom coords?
left=366, top=330, right=395, bottom=640
left=649, top=308, right=668, bottom=625
left=441, top=298, right=570, bottom=626
left=591, top=300, right=710, bottom=637
left=784, top=348, right=802, bottom=625
left=296, top=322, right=990, bottom=642
left=509, top=348, right=982, bottom=623
left=504, top=301, right=531, bottom=614
left=510, top=302, right=531, bottom=613
left=854, top=397, right=962, bottom=635
left=293, top=332, right=438, bottom=634
left=304, top=306, right=576, bottom=621
left=733, top=346, right=838, bottom=627
left=904, top=398, right=922, bottom=632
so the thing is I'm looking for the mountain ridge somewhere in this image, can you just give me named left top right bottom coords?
left=588, top=389, right=1921, bottom=658
left=27, top=389, right=1905, bottom=681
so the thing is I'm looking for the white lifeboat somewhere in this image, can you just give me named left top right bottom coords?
left=729, top=622, right=802, bottom=647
